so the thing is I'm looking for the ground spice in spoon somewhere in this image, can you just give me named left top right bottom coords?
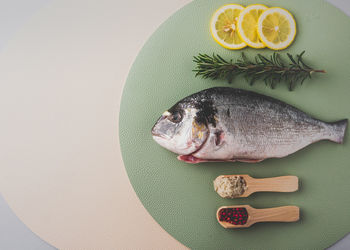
left=214, top=175, right=247, bottom=198
left=218, top=207, right=248, bottom=225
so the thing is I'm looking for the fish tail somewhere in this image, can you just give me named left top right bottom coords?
left=327, top=119, right=348, bottom=144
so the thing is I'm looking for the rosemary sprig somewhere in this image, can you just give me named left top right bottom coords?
left=193, top=51, right=326, bottom=91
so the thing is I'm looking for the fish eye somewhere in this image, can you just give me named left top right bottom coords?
left=168, top=111, right=183, bottom=123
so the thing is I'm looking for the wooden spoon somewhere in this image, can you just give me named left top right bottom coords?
left=216, top=175, right=298, bottom=198
left=217, top=205, right=300, bottom=228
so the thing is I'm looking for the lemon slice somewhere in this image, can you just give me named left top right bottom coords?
left=237, top=4, right=268, bottom=48
left=210, top=4, right=247, bottom=50
left=257, top=7, right=296, bottom=50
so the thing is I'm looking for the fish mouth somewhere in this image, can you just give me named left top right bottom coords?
left=152, top=132, right=171, bottom=140
left=151, top=115, right=173, bottom=140
left=151, top=115, right=165, bottom=138
left=151, top=122, right=161, bottom=137
left=151, top=129, right=161, bottom=137
left=151, top=125, right=170, bottom=140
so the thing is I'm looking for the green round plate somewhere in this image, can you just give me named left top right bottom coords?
left=120, top=0, right=350, bottom=248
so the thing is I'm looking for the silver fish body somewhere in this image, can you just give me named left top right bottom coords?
left=151, top=87, right=347, bottom=163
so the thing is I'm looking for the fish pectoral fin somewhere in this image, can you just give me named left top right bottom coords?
left=235, top=158, right=265, bottom=163
left=214, top=130, right=225, bottom=146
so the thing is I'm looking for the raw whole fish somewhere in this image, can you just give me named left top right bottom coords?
left=151, top=87, right=347, bottom=163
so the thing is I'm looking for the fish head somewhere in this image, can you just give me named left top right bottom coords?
left=151, top=102, right=209, bottom=155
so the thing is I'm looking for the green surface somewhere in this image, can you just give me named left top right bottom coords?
left=119, top=0, right=350, bottom=249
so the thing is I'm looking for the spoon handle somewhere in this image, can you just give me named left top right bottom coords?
left=247, top=175, right=298, bottom=193
left=251, top=206, right=300, bottom=223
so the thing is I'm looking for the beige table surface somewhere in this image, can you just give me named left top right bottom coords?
left=0, top=0, right=190, bottom=249
left=0, top=0, right=349, bottom=249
